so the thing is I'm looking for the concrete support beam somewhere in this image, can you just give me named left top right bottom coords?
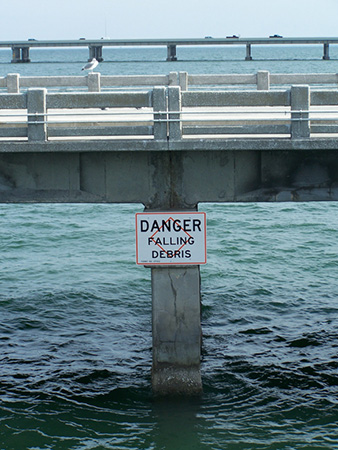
left=151, top=266, right=202, bottom=395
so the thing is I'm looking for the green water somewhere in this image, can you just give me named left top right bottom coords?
left=1, top=203, right=338, bottom=449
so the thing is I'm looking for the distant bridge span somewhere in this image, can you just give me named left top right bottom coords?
left=1, top=36, right=338, bottom=62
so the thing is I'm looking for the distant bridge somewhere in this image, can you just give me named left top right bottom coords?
left=1, top=37, right=338, bottom=62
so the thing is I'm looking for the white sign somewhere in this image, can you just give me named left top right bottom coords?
left=135, top=212, right=207, bottom=265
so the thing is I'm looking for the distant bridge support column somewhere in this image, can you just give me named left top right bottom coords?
left=22, top=47, right=30, bottom=63
left=323, top=43, right=330, bottom=60
left=245, top=43, right=252, bottom=61
left=88, top=46, right=103, bottom=62
left=151, top=266, right=202, bottom=395
left=11, top=46, right=30, bottom=63
left=167, top=44, right=177, bottom=61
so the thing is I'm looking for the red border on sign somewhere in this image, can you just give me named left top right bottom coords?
left=135, top=212, right=207, bottom=265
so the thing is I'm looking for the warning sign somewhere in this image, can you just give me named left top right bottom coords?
left=135, top=212, right=207, bottom=265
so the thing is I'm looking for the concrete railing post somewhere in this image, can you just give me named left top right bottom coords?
left=257, top=70, right=270, bottom=90
left=168, top=71, right=178, bottom=86
left=7, top=73, right=20, bottom=93
left=87, top=72, right=101, bottom=92
left=291, top=85, right=310, bottom=139
left=153, top=87, right=168, bottom=140
left=179, top=71, right=188, bottom=91
left=168, top=86, right=182, bottom=140
left=27, top=88, right=47, bottom=141
left=151, top=266, right=202, bottom=395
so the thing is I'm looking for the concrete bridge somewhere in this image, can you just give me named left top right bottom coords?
left=2, top=80, right=338, bottom=394
left=1, top=36, right=338, bottom=63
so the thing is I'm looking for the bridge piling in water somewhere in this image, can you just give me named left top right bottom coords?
left=11, top=46, right=30, bottom=63
left=151, top=266, right=202, bottom=395
left=323, top=43, right=330, bottom=60
left=88, top=45, right=103, bottom=62
left=245, top=43, right=252, bottom=61
left=167, top=45, right=177, bottom=61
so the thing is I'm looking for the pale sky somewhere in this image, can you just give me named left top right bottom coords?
left=1, top=0, right=338, bottom=41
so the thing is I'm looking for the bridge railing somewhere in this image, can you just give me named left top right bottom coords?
left=1, top=85, right=338, bottom=142
left=0, top=73, right=179, bottom=93
left=171, top=85, right=308, bottom=139
left=180, top=71, right=338, bottom=91
left=1, top=71, right=338, bottom=93
left=0, top=87, right=168, bottom=141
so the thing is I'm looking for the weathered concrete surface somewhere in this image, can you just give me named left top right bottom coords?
left=151, top=266, right=202, bottom=395
left=1, top=146, right=338, bottom=206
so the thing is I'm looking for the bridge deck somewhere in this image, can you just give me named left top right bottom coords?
left=0, top=84, right=338, bottom=205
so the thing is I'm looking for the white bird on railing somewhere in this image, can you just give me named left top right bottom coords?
left=82, top=58, right=99, bottom=72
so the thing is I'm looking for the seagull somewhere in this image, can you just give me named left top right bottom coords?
left=82, top=58, right=99, bottom=72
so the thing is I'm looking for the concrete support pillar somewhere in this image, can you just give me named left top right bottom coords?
left=245, top=43, right=252, bottom=61
left=11, top=47, right=21, bottom=63
left=87, top=72, right=101, bottom=92
left=11, top=47, right=30, bottom=63
left=95, top=46, right=103, bottom=62
left=168, top=86, right=182, bottom=140
left=27, top=88, right=47, bottom=141
left=257, top=70, right=270, bottom=90
left=88, top=46, right=103, bottom=62
left=89, top=46, right=96, bottom=60
left=167, top=45, right=177, bottom=61
left=323, top=43, right=330, bottom=60
left=151, top=266, right=202, bottom=395
left=21, top=47, right=30, bottom=63
left=291, top=85, right=310, bottom=139
left=7, top=73, right=20, bottom=93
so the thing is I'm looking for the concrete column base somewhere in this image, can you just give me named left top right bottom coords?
left=151, top=266, right=202, bottom=395
left=152, top=365, right=202, bottom=395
